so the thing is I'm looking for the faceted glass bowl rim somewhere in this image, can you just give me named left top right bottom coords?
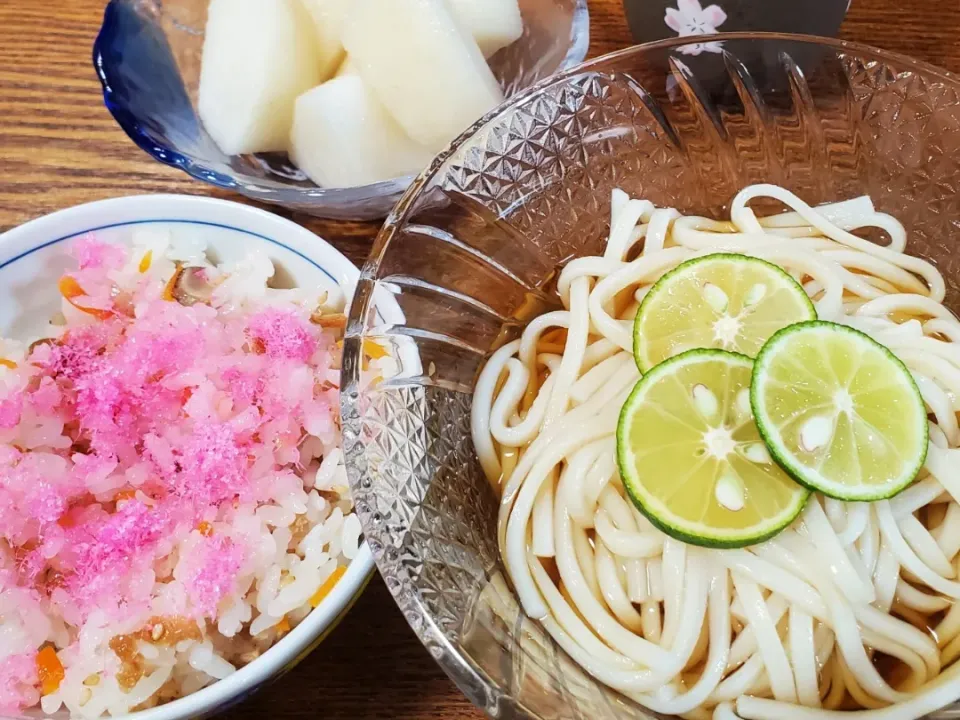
left=378, top=31, right=959, bottom=247
left=343, top=32, right=960, bottom=719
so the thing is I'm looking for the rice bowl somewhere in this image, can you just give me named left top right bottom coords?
left=0, top=195, right=379, bottom=720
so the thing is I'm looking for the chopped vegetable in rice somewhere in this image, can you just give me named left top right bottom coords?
left=0, top=231, right=382, bottom=717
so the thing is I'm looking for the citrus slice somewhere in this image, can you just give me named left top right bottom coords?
left=616, top=349, right=809, bottom=548
left=633, top=253, right=816, bottom=371
left=751, top=321, right=928, bottom=501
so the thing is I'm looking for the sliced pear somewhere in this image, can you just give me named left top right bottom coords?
left=289, top=76, right=434, bottom=187
left=299, top=0, right=351, bottom=79
left=199, top=0, right=321, bottom=155
left=341, top=0, right=504, bottom=150
left=446, top=0, right=524, bottom=57
left=334, top=56, right=358, bottom=77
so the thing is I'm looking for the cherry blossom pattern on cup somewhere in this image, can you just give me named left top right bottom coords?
left=664, top=0, right=727, bottom=55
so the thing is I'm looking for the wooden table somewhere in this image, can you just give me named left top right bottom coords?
left=1, top=1, right=959, bottom=717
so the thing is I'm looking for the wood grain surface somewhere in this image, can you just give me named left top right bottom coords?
left=1, top=1, right=959, bottom=718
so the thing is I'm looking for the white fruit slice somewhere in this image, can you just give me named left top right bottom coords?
left=199, top=0, right=321, bottom=156
left=289, top=76, right=434, bottom=188
left=299, top=0, right=350, bottom=79
left=446, top=0, right=524, bottom=57
left=342, top=0, right=504, bottom=150
left=335, top=56, right=358, bottom=78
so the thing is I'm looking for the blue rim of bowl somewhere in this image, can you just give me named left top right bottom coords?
left=91, top=0, right=591, bottom=203
left=1, top=219, right=335, bottom=282
left=91, top=2, right=236, bottom=190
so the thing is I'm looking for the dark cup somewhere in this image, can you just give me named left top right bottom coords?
left=624, top=0, right=850, bottom=51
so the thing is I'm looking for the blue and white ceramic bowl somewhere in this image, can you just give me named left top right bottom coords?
left=0, top=195, right=376, bottom=720
left=92, top=0, right=591, bottom=221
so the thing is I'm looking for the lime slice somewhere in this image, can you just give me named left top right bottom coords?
left=633, top=253, right=816, bottom=371
left=751, top=321, right=928, bottom=501
left=616, top=349, right=809, bottom=548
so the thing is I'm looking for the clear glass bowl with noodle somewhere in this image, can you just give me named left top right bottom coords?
left=340, top=34, right=960, bottom=720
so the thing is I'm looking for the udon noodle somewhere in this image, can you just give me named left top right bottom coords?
left=471, top=184, right=960, bottom=719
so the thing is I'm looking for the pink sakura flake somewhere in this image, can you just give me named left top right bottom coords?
left=0, top=489, right=26, bottom=546
left=0, top=652, right=38, bottom=715
left=143, top=432, right=177, bottom=479
left=70, top=452, right=119, bottom=488
left=183, top=535, right=245, bottom=618
left=246, top=307, right=317, bottom=362
left=0, top=390, right=22, bottom=429
left=0, top=454, right=75, bottom=546
left=70, top=234, right=127, bottom=271
left=63, top=500, right=173, bottom=615
left=23, top=482, right=68, bottom=526
left=29, top=378, right=61, bottom=416
left=220, top=365, right=262, bottom=408
left=41, top=323, right=115, bottom=379
left=70, top=372, right=142, bottom=460
left=69, top=311, right=208, bottom=459
left=13, top=547, right=44, bottom=587
left=255, top=365, right=309, bottom=422
left=75, top=500, right=170, bottom=568
left=167, top=421, right=252, bottom=509
left=0, top=444, right=21, bottom=466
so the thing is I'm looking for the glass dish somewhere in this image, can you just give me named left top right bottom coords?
left=341, top=34, right=960, bottom=720
left=92, top=0, right=590, bottom=221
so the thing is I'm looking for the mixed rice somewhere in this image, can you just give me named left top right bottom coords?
left=0, top=231, right=378, bottom=717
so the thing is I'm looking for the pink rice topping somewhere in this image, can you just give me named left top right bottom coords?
left=0, top=653, right=38, bottom=715
left=0, top=238, right=344, bottom=710
left=246, top=307, right=316, bottom=362
left=182, top=535, right=247, bottom=619
left=70, top=234, right=127, bottom=271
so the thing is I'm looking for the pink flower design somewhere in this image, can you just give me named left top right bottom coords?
left=664, top=0, right=727, bottom=56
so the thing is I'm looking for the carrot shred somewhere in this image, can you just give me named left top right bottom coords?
left=162, top=265, right=183, bottom=302
left=196, top=521, right=213, bottom=537
left=58, top=276, right=85, bottom=300
left=37, top=646, right=64, bottom=695
left=274, top=616, right=291, bottom=634
left=58, top=276, right=113, bottom=320
left=0, top=359, right=16, bottom=369
left=138, top=250, right=153, bottom=273
left=309, top=566, right=347, bottom=608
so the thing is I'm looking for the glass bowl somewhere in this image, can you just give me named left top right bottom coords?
left=341, top=34, right=960, bottom=720
left=92, top=0, right=590, bottom=221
